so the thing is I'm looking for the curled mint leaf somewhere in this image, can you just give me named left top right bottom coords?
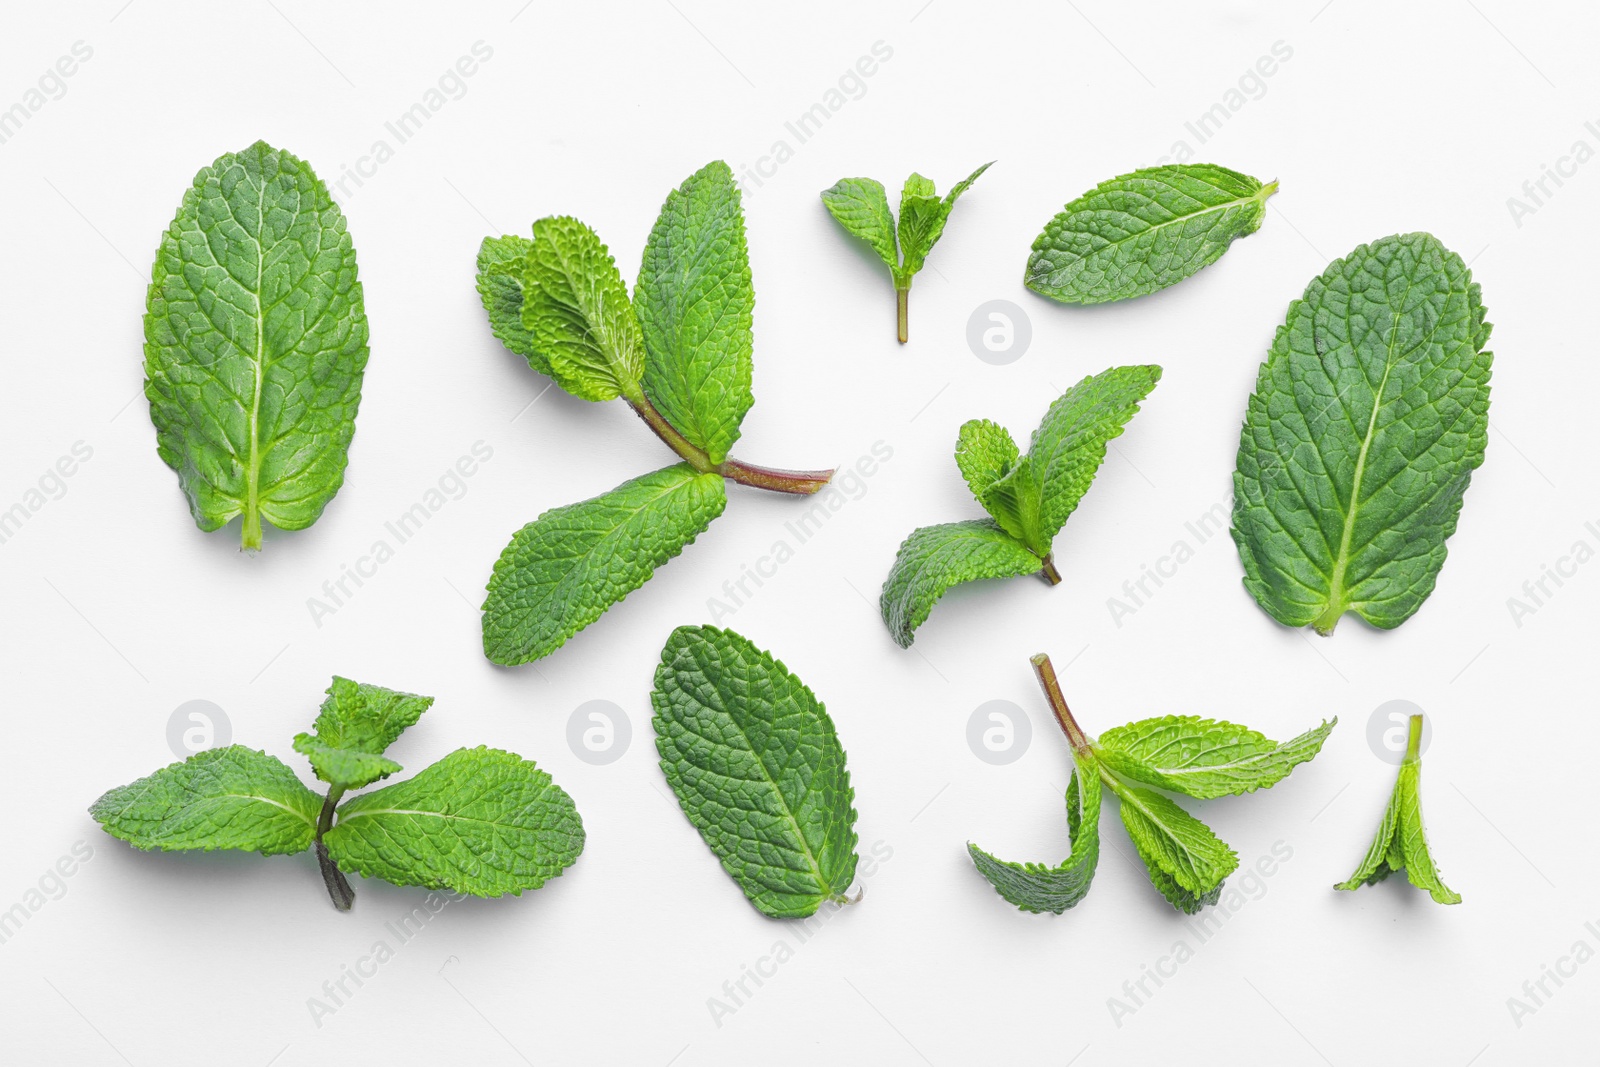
left=969, top=764, right=1100, bottom=914
left=879, top=520, right=1043, bottom=649
left=1336, top=715, right=1459, bottom=904
left=1025, top=163, right=1275, bottom=305
left=144, top=140, right=369, bottom=550
left=475, top=234, right=543, bottom=373
left=291, top=676, right=434, bottom=790
left=1096, top=715, right=1335, bottom=799
left=1231, top=232, right=1493, bottom=635
left=651, top=626, right=859, bottom=918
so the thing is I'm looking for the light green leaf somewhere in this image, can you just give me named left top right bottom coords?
left=90, top=746, right=320, bottom=855
left=820, top=177, right=898, bottom=272
left=520, top=216, right=645, bottom=402
left=954, top=418, right=1021, bottom=516
left=879, top=520, right=1043, bottom=648
left=292, top=676, right=434, bottom=790
left=636, top=161, right=753, bottom=464
left=986, top=365, right=1162, bottom=555
left=482, top=463, right=727, bottom=665
left=1337, top=722, right=1459, bottom=903
left=1231, top=232, right=1493, bottom=635
left=969, top=760, right=1101, bottom=914
left=325, top=747, right=585, bottom=897
left=1026, top=163, right=1276, bottom=305
left=144, top=140, right=369, bottom=550
left=896, top=162, right=992, bottom=283
left=651, top=626, right=859, bottom=918
left=1097, top=715, right=1335, bottom=799
left=475, top=234, right=547, bottom=374
left=1112, top=779, right=1238, bottom=914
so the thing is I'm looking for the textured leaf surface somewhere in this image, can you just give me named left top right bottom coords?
left=90, top=746, right=320, bottom=855
left=482, top=464, right=726, bottom=665
left=475, top=234, right=546, bottom=374
left=879, top=520, right=1043, bottom=648
left=1337, top=758, right=1459, bottom=903
left=292, top=677, right=434, bottom=789
left=1113, top=780, right=1238, bottom=914
left=1025, top=163, right=1275, bottom=304
left=651, top=626, right=858, bottom=918
left=519, top=216, right=644, bottom=402
left=985, top=365, right=1161, bottom=555
left=969, top=761, right=1101, bottom=914
left=326, top=747, right=584, bottom=897
left=1231, top=233, right=1493, bottom=634
left=820, top=177, right=898, bottom=272
left=144, top=141, right=369, bottom=547
left=896, top=162, right=990, bottom=282
left=954, top=419, right=1021, bottom=516
left=1097, top=715, right=1334, bottom=799
left=636, top=161, right=753, bottom=464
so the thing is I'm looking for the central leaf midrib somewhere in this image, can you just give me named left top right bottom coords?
left=246, top=175, right=266, bottom=528
left=1042, top=182, right=1269, bottom=272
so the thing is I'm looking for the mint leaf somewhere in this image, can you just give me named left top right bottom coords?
left=636, top=161, right=753, bottom=465
left=292, top=677, right=434, bottom=790
left=880, top=520, right=1044, bottom=648
left=520, top=216, right=645, bottom=402
left=1097, top=715, right=1335, bottom=799
left=1113, top=780, right=1238, bottom=914
left=144, top=140, right=370, bottom=550
left=969, top=762, right=1101, bottom=914
left=821, top=163, right=990, bottom=342
left=475, top=234, right=546, bottom=374
left=1025, top=163, right=1275, bottom=305
left=954, top=419, right=1021, bottom=509
left=326, top=747, right=585, bottom=897
left=1336, top=715, right=1460, bottom=904
left=651, top=626, right=859, bottom=918
left=1231, top=232, right=1493, bottom=635
left=482, top=464, right=727, bottom=665
left=90, top=746, right=320, bottom=855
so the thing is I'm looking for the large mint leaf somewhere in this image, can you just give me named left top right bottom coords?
left=636, top=161, right=753, bottom=465
left=475, top=234, right=546, bottom=374
left=520, top=216, right=645, bottom=402
left=1112, top=780, right=1238, bottom=914
left=1231, top=233, right=1493, bottom=634
left=1025, top=164, right=1275, bottom=304
left=90, top=746, right=320, bottom=855
left=1097, top=715, right=1334, bottom=799
left=879, top=520, right=1043, bottom=648
left=482, top=464, right=727, bottom=665
left=325, top=747, right=584, bottom=897
left=292, top=677, right=434, bottom=790
left=820, top=177, right=898, bottom=272
left=144, top=140, right=369, bottom=549
left=651, top=626, right=859, bottom=918
left=969, top=760, right=1101, bottom=914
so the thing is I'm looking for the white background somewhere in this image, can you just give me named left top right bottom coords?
left=0, top=1, right=1594, bottom=1063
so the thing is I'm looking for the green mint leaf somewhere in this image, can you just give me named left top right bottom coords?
left=475, top=234, right=547, bottom=374
left=819, top=177, right=898, bottom=272
left=1231, top=232, right=1493, bottom=635
left=1025, top=163, right=1276, bottom=305
left=144, top=140, right=370, bottom=550
left=969, top=760, right=1101, bottom=914
left=519, top=216, right=645, bottom=402
left=291, top=677, right=434, bottom=790
left=986, top=364, right=1162, bottom=555
left=90, top=746, right=320, bottom=855
left=1336, top=717, right=1459, bottom=904
left=954, top=418, right=1021, bottom=515
left=482, top=464, right=727, bottom=665
left=1112, top=779, right=1238, bottom=913
left=636, top=161, right=754, bottom=464
left=651, top=625, right=859, bottom=918
left=325, top=747, right=585, bottom=898
left=896, top=162, right=991, bottom=281
left=879, top=520, right=1043, bottom=648
left=1097, top=715, right=1335, bottom=799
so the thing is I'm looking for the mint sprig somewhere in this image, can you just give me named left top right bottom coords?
left=880, top=365, right=1160, bottom=647
left=90, top=678, right=584, bottom=910
left=1336, top=715, right=1460, bottom=904
left=477, top=162, right=834, bottom=665
left=821, top=163, right=991, bottom=342
left=969, top=653, right=1334, bottom=915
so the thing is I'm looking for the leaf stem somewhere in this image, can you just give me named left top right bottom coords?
left=1039, top=555, right=1062, bottom=586
left=315, top=785, right=354, bottom=911
left=628, top=393, right=834, bottom=495
left=241, top=509, right=262, bottom=552
left=896, top=286, right=909, bottom=344
left=1404, top=714, right=1423, bottom=763
left=627, top=393, right=714, bottom=473
left=1030, top=653, right=1092, bottom=757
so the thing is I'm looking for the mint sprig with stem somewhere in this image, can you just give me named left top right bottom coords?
left=969, top=653, right=1334, bottom=915
left=91, top=677, right=584, bottom=911
left=477, top=161, right=835, bottom=665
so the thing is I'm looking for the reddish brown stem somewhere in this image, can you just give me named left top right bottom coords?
left=627, top=393, right=833, bottom=495
left=1030, top=653, right=1092, bottom=756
